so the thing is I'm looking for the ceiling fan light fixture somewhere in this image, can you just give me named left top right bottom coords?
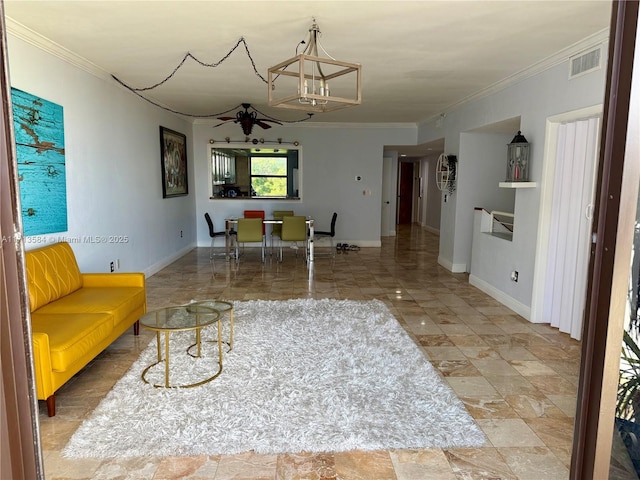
left=217, top=103, right=283, bottom=135
left=268, top=21, right=362, bottom=113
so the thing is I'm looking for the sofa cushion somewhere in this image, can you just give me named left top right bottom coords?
left=26, top=242, right=83, bottom=311
left=31, top=312, right=114, bottom=372
left=34, top=287, right=146, bottom=327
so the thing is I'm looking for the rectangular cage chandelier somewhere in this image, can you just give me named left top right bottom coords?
left=268, top=21, right=362, bottom=113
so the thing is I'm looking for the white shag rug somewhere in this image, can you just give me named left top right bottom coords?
left=62, top=299, right=486, bottom=458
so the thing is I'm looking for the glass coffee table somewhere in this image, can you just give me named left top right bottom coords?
left=140, top=304, right=221, bottom=388
left=187, top=300, right=234, bottom=351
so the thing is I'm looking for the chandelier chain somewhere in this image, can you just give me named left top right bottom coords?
left=111, top=37, right=310, bottom=122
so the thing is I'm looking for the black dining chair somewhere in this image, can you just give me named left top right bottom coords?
left=314, top=212, right=337, bottom=257
left=205, top=212, right=234, bottom=259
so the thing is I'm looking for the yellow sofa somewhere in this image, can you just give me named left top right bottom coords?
left=25, top=242, right=146, bottom=416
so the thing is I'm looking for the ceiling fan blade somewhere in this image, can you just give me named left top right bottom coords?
left=255, top=120, right=273, bottom=130
left=217, top=116, right=235, bottom=121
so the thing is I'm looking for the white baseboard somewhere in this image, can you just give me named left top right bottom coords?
left=313, top=239, right=381, bottom=247
left=468, top=274, right=531, bottom=320
left=201, top=239, right=383, bottom=249
left=438, top=256, right=467, bottom=273
left=144, top=244, right=195, bottom=277
left=424, top=225, right=440, bottom=235
left=351, top=240, right=382, bottom=247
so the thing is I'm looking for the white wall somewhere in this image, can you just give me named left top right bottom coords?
left=192, top=123, right=416, bottom=248
left=8, top=35, right=195, bottom=276
left=470, top=209, right=530, bottom=318
left=381, top=155, right=398, bottom=237
left=437, top=131, right=460, bottom=271
left=420, top=153, right=441, bottom=233
left=456, top=132, right=516, bottom=270
left=420, top=38, right=608, bottom=310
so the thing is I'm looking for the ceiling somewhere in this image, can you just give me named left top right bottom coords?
left=4, top=1, right=612, bottom=156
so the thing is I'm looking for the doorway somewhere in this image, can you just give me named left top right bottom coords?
left=530, top=105, right=603, bottom=340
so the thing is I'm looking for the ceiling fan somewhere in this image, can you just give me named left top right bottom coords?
left=216, top=103, right=282, bottom=135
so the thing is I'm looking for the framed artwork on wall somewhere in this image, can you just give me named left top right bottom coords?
left=11, top=88, right=68, bottom=235
left=159, top=126, right=188, bottom=198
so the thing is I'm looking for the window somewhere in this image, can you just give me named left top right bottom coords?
left=209, top=146, right=300, bottom=199
left=250, top=155, right=287, bottom=197
left=211, top=149, right=235, bottom=185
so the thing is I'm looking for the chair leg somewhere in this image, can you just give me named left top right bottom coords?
left=46, top=394, right=56, bottom=417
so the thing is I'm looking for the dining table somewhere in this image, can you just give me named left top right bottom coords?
left=224, top=217, right=315, bottom=261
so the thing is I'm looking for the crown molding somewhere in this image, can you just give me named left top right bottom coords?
left=7, top=17, right=192, bottom=115
left=420, top=28, right=610, bottom=128
left=6, top=17, right=112, bottom=81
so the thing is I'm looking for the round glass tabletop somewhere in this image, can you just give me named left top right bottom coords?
left=140, top=304, right=219, bottom=332
left=188, top=300, right=233, bottom=314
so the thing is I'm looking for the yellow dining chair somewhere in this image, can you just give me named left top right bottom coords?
left=235, top=217, right=266, bottom=263
left=243, top=210, right=265, bottom=235
left=279, top=215, right=308, bottom=262
left=270, top=210, right=294, bottom=255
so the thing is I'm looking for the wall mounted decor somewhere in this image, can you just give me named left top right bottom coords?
left=160, top=126, right=188, bottom=198
left=436, top=153, right=457, bottom=195
left=11, top=88, right=67, bottom=236
left=506, top=131, right=530, bottom=182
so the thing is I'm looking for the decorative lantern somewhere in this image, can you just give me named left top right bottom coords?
left=506, top=131, right=530, bottom=182
left=268, top=21, right=362, bottom=113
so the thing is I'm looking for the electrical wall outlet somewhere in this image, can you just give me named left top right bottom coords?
left=511, top=270, right=519, bottom=282
left=110, top=261, right=115, bottom=273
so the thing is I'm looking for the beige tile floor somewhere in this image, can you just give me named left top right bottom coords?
left=39, top=225, right=583, bottom=479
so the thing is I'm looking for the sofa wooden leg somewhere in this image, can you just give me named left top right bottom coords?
left=46, top=395, right=55, bottom=417
left=134, top=320, right=139, bottom=336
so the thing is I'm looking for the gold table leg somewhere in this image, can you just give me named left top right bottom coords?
left=142, top=326, right=223, bottom=388
left=164, top=331, right=170, bottom=388
left=217, top=318, right=223, bottom=371
left=227, top=308, right=234, bottom=351
left=141, top=308, right=224, bottom=388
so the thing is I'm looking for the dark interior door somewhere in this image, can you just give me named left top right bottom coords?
left=397, top=161, right=414, bottom=224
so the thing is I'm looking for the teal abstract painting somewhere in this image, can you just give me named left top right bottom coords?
left=11, top=88, right=67, bottom=236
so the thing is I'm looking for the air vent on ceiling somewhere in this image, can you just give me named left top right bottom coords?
left=569, top=47, right=602, bottom=79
